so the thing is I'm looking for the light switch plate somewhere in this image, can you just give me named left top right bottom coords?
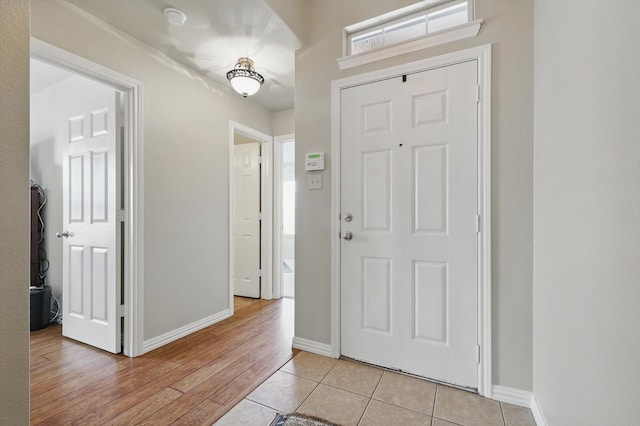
left=308, top=174, right=322, bottom=190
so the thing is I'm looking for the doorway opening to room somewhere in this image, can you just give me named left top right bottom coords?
left=29, top=40, right=143, bottom=357
left=274, top=136, right=296, bottom=299
left=30, top=57, right=124, bottom=354
left=229, top=123, right=296, bottom=308
left=232, top=128, right=268, bottom=299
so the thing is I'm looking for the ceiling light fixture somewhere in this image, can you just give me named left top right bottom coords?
left=164, top=7, right=187, bottom=26
left=226, top=57, right=265, bottom=98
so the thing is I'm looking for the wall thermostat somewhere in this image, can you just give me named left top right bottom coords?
left=305, top=152, right=325, bottom=171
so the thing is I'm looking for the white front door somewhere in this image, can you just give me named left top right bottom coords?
left=234, top=142, right=261, bottom=298
left=61, top=80, right=121, bottom=353
left=340, top=61, right=479, bottom=388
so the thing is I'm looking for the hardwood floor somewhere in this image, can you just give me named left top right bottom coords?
left=30, top=297, right=296, bottom=425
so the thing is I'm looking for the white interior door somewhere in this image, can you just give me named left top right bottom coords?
left=340, top=61, right=479, bottom=388
left=234, top=142, right=261, bottom=298
left=61, top=80, right=121, bottom=353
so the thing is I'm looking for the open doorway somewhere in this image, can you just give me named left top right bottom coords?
left=274, top=135, right=295, bottom=299
left=229, top=122, right=273, bottom=305
left=30, top=57, right=125, bottom=353
left=29, top=40, right=143, bottom=357
left=233, top=132, right=263, bottom=298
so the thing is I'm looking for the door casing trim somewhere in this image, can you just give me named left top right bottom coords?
left=31, top=38, right=145, bottom=357
left=228, top=121, right=274, bottom=307
left=330, top=44, right=492, bottom=397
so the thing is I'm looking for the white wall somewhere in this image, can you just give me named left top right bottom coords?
left=31, top=0, right=273, bottom=343
left=0, top=1, right=30, bottom=424
left=532, top=1, right=640, bottom=424
left=30, top=74, right=112, bottom=307
left=272, top=108, right=295, bottom=136
left=295, top=0, right=534, bottom=390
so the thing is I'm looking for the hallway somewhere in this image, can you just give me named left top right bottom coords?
left=30, top=295, right=535, bottom=425
left=30, top=297, right=295, bottom=425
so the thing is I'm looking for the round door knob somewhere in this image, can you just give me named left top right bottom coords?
left=342, top=231, right=353, bottom=241
left=56, top=231, right=70, bottom=238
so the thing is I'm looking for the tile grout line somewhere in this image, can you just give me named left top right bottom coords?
left=313, top=381, right=376, bottom=399
left=239, top=364, right=322, bottom=419
left=499, top=401, right=507, bottom=426
left=356, top=398, right=374, bottom=426
left=354, top=368, right=385, bottom=425
left=277, top=362, right=324, bottom=415
left=370, top=370, right=384, bottom=398
left=430, top=386, right=486, bottom=426
left=430, top=384, right=466, bottom=426
left=432, top=384, right=442, bottom=426
left=291, top=380, right=321, bottom=414
left=321, top=358, right=340, bottom=382
left=239, top=398, right=279, bottom=414
left=369, top=395, right=436, bottom=418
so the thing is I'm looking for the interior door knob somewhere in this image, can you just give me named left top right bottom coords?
left=342, top=231, right=353, bottom=241
left=56, top=230, right=70, bottom=238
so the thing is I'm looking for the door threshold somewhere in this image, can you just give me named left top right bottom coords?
left=339, top=355, right=479, bottom=394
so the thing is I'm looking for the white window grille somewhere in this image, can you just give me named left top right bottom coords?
left=339, top=0, right=481, bottom=70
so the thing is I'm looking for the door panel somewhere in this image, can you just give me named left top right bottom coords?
left=362, top=257, right=391, bottom=333
left=91, top=150, right=108, bottom=222
left=413, top=260, right=447, bottom=342
left=414, top=144, right=447, bottom=234
left=234, top=142, right=261, bottom=298
left=340, top=61, right=478, bottom=388
left=362, top=151, right=392, bottom=232
left=62, top=79, right=120, bottom=353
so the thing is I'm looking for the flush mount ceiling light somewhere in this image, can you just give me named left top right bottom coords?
left=226, top=57, right=265, bottom=98
left=164, top=7, right=187, bottom=26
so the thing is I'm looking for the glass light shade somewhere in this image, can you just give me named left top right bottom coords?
left=229, top=74, right=262, bottom=97
left=226, top=58, right=264, bottom=97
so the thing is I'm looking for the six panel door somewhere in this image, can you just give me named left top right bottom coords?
left=62, top=79, right=120, bottom=353
left=340, top=60, right=479, bottom=388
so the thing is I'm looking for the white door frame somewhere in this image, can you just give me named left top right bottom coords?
left=31, top=38, right=145, bottom=357
left=330, top=44, right=492, bottom=396
left=228, top=121, right=273, bottom=310
left=273, top=134, right=295, bottom=299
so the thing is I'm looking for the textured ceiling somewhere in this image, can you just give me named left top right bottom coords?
left=65, top=0, right=298, bottom=111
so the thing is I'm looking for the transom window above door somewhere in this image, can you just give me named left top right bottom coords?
left=338, top=0, right=482, bottom=70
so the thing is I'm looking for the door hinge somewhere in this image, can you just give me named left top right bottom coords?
left=476, top=84, right=481, bottom=103
left=476, top=345, right=481, bottom=364
left=117, top=209, right=126, bottom=222
left=258, top=212, right=263, bottom=220
left=258, top=156, right=263, bottom=164
left=476, top=214, right=481, bottom=233
left=257, top=269, right=262, bottom=277
left=118, top=305, right=126, bottom=317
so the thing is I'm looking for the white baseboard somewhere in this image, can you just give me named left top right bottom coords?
left=530, top=394, right=548, bottom=426
left=292, top=337, right=334, bottom=357
left=492, top=385, right=547, bottom=426
left=142, top=309, right=232, bottom=353
left=491, top=385, right=533, bottom=408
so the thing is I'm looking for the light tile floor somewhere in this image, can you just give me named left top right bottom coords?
left=215, top=351, right=536, bottom=426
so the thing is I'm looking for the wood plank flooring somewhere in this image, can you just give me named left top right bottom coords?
left=30, top=297, right=296, bottom=425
